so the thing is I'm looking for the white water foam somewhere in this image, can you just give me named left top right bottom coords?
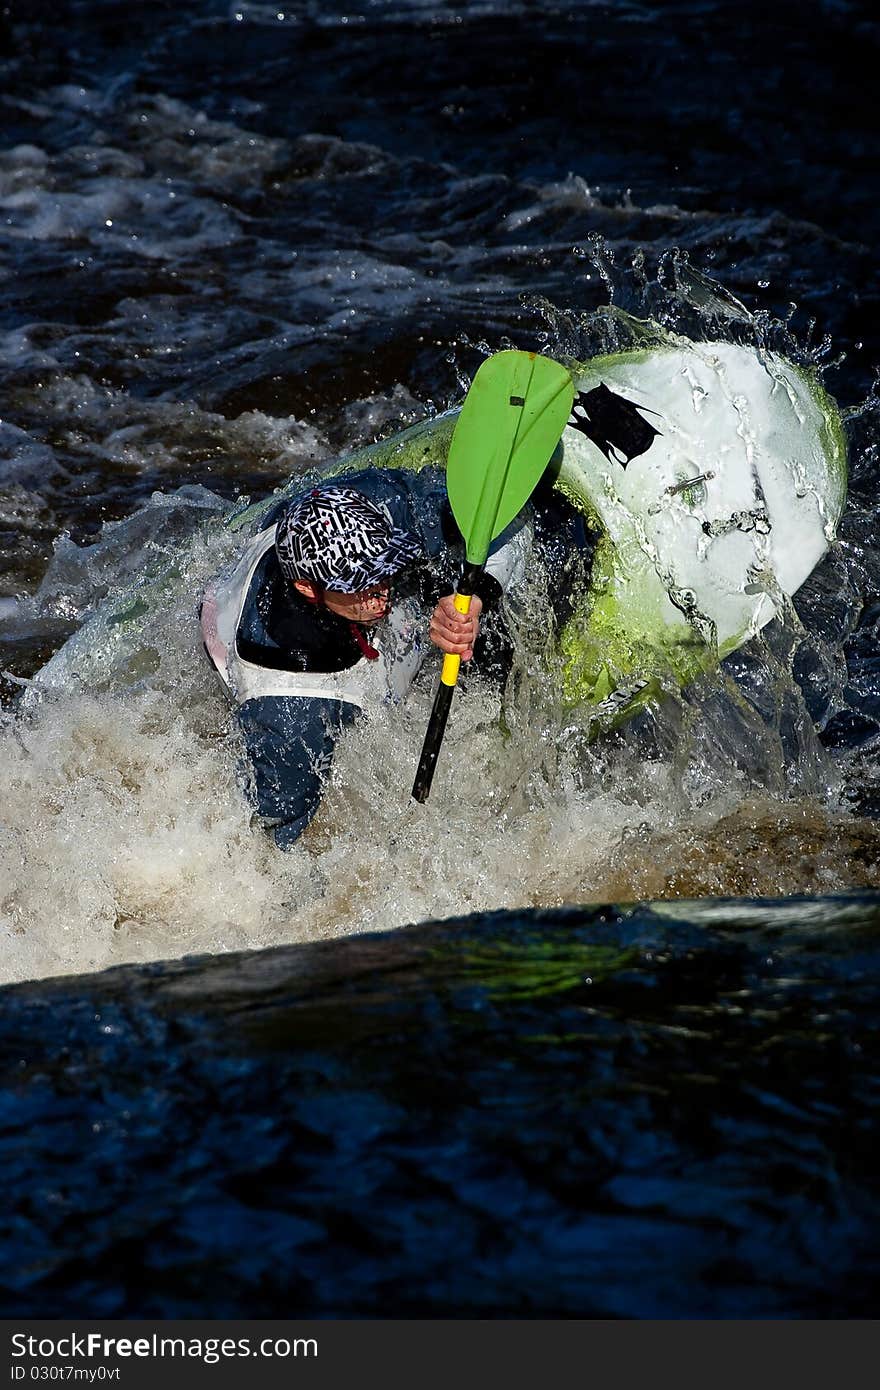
left=1, top=488, right=877, bottom=987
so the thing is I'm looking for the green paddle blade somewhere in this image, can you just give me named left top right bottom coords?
left=447, top=350, right=575, bottom=563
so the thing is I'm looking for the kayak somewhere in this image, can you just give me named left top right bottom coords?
left=553, top=333, right=847, bottom=723
left=27, top=325, right=847, bottom=733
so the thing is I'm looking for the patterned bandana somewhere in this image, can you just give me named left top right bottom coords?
left=275, top=486, right=423, bottom=593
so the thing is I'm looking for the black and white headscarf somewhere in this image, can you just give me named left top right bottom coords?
left=275, top=486, right=423, bottom=593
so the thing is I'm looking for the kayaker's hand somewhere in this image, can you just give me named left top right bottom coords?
left=430, top=593, right=483, bottom=661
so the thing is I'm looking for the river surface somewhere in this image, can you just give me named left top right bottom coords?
left=0, top=0, right=879, bottom=1318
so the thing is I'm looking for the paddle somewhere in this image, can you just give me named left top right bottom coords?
left=411, top=349, right=575, bottom=803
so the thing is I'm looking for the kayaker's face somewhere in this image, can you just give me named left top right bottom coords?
left=294, top=578, right=391, bottom=625
left=324, top=584, right=391, bottom=625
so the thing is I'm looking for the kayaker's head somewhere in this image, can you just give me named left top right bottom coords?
left=275, top=485, right=422, bottom=625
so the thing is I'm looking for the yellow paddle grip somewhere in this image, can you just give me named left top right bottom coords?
left=440, top=591, right=472, bottom=687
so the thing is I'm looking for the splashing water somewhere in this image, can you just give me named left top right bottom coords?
left=1, top=106, right=879, bottom=981
left=2, top=308, right=880, bottom=987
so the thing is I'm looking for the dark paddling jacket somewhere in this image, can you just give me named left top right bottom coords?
left=201, top=468, right=531, bottom=849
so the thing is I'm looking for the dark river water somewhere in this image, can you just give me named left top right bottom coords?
left=0, top=0, right=879, bottom=1318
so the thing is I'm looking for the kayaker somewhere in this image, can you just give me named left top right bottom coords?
left=201, top=467, right=534, bottom=849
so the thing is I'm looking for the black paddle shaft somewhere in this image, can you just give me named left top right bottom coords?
left=411, top=561, right=483, bottom=803
left=410, top=680, right=455, bottom=803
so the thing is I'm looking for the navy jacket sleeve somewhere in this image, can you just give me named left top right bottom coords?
left=237, top=695, right=358, bottom=851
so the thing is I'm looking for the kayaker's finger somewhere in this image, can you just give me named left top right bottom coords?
left=429, top=613, right=480, bottom=653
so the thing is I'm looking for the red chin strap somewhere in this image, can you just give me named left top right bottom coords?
left=347, top=622, right=380, bottom=662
